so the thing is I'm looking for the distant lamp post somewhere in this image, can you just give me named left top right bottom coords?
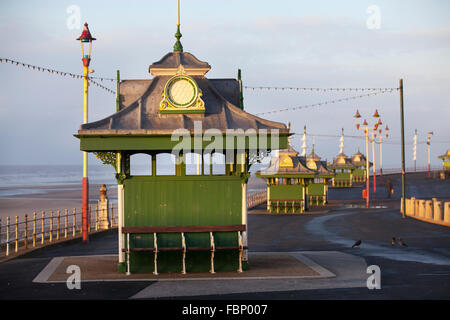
left=77, top=22, right=96, bottom=243
left=371, top=110, right=380, bottom=194
left=427, top=131, right=434, bottom=178
left=354, top=109, right=381, bottom=208
left=379, top=124, right=389, bottom=183
left=354, top=110, right=370, bottom=208
left=413, top=129, right=418, bottom=172
left=376, top=120, right=389, bottom=184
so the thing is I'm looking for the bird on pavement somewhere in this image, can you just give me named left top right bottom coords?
left=391, top=237, right=396, bottom=246
left=351, top=239, right=362, bottom=248
left=398, top=238, right=408, bottom=247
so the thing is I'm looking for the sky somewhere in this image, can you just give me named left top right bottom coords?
left=0, top=0, right=449, bottom=169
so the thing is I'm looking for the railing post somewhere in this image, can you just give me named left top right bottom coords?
left=95, top=205, right=99, bottom=231
left=88, top=205, right=91, bottom=233
left=49, top=211, right=53, bottom=242
left=110, top=203, right=114, bottom=227
left=0, top=218, right=2, bottom=256
left=57, top=210, right=60, bottom=240
left=15, top=216, right=18, bottom=253
left=41, top=211, right=44, bottom=245
left=73, top=208, right=76, bottom=237
left=6, top=216, right=10, bottom=256
left=33, top=212, right=36, bottom=248
left=24, top=214, right=28, bottom=250
left=64, top=209, right=68, bottom=239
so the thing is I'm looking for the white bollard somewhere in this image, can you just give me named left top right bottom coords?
left=444, top=202, right=450, bottom=223
left=434, top=201, right=443, bottom=222
left=410, top=197, right=416, bottom=216
left=405, top=198, right=411, bottom=216
left=419, top=200, right=426, bottom=218
left=425, top=201, right=433, bottom=219
left=415, top=198, right=421, bottom=217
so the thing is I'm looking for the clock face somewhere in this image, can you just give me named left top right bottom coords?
left=166, top=76, right=198, bottom=108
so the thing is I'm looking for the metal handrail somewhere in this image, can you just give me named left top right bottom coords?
left=0, top=204, right=118, bottom=257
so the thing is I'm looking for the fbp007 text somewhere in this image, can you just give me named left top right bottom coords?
left=226, top=305, right=268, bottom=315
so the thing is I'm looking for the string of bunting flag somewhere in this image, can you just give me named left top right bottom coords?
left=2, top=57, right=400, bottom=101
left=254, top=89, right=396, bottom=116
left=0, top=57, right=116, bottom=94
left=245, top=86, right=399, bottom=92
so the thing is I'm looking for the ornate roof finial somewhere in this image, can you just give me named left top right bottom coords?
left=312, top=136, right=316, bottom=154
left=339, top=128, right=344, bottom=154
left=301, top=125, right=307, bottom=157
left=173, top=0, right=183, bottom=52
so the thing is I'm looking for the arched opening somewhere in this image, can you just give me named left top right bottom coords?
left=202, top=152, right=226, bottom=175
left=130, top=153, right=152, bottom=176
left=212, top=152, right=226, bottom=175
left=156, top=153, right=176, bottom=176
left=185, top=152, right=203, bottom=175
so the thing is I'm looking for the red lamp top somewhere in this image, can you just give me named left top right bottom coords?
left=363, top=119, right=368, bottom=126
left=373, top=109, right=380, bottom=118
left=354, top=109, right=361, bottom=118
left=77, top=23, right=96, bottom=42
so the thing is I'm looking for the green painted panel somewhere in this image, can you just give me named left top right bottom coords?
left=335, top=172, right=351, bottom=180
left=353, top=169, right=366, bottom=177
left=269, top=184, right=303, bottom=200
left=123, top=175, right=242, bottom=272
left=124, top=176, right=242, bottom=227
left=308, top=183, right=325, bottom=196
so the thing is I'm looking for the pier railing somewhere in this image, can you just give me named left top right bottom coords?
left=0, top=204, right=118, bottom=258
left=247, top=190, right=267, bottom=209
left=368, top=166, right=442, bottom=176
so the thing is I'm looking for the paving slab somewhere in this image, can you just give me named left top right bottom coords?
left=33, top=252, right=334, bottom=283
left=130, top=251, right=367, bottom=299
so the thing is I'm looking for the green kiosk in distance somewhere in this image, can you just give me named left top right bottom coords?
left=438, top=149, right=450, bottom=179
left=328, top=152, right=356, bottom=187
left=75, top=28, right=289, bottom=274
left=255, top=142, right=334, bottom=213
left=256, top=145, right=315, bottom=213
left=351, top=150, right=371, bottom=183
left=305, top=149, right=334, bottom=206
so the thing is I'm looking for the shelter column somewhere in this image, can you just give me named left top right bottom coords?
left=116, top=152, right=125, bottom=267
left=241, top=151, right=248, bottom=263
left=242, top=181, right=248, bottom=263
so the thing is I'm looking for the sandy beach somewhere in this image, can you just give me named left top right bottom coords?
left=0, top=183, right=118, bottom=221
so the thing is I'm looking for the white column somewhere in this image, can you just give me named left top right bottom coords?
left=301, top=126, right=307, bottom=157
left=242, top=182, right=248, bottom=262
left=118, top=184, right=125, bottom=263
left=117, top=152, right=125, bottom=263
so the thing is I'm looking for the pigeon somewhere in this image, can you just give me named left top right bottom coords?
left=391, top=237, right=396, bottom=246
left=398, top=238, right=408, bottom=247
left=351, top=239, right=362, bottom=248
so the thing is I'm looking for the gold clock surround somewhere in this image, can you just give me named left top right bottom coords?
left=159, top=74, right=205, bottom=114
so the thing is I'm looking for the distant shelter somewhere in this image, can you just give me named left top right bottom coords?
left=438, top=149, right=450, bottom=179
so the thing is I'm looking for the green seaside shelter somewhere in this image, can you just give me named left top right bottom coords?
left=305, top=150, right=334, bottom=205
left=75, top=35, right=289, bottom=273
left=328, top=152, right=356, bottom=187
left=255, top=144, right=316, bottom=213
left=438, top=149, right=450, bottom=179
left=351, top=150, right=371, bottom=183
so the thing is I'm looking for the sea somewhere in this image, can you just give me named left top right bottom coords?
left=0, top=165, right=118, bottom=198
left=0, top=162, right=267, bottom=198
